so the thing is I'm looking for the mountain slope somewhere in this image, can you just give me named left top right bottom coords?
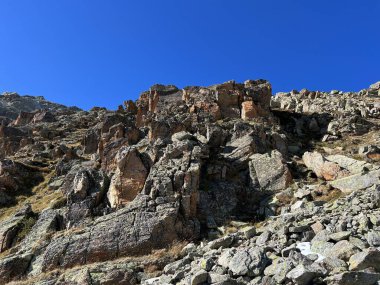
left=0, top=80, right=379, bottom=285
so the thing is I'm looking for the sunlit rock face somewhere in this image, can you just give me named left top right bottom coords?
left=107, top=146, right=148, bottom=207
left=0, top=80, right=379, bottom=284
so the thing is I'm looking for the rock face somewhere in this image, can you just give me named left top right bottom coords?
left=0, top=80, right=379, bottom=284
left=107, top=146, right=148, bottom=207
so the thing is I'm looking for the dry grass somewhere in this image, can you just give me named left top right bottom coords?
left=31, top=189, right=64, bottom=214
left=15, top=216, right=37, bottom=242
left=225, top=225, right=239, bottom=234
left=52, top=225, right=86, bottom=239
left=253, top=220, right=267, bottom=231
left=144, top=264, right=160, bottom=274
left=313, top=188, right=344, bottom=203
left=7, top=270, right=62, bottom=285
left=16, top=161, right=51, bottom=173
left=65, top=141, right=81, bottom=148
left=9, top=240, right=189, bottom=285
left=27, top=171, right=64, bottom=214
left=150, top=240, right=187, bottom=260
left=0, top=171, right=63, bottom=223
left=0, top=248, right=11, bottom=259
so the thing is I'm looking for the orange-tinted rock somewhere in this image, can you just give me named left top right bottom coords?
left=215, top=81, right=244, bottom=119
left=183, top=87, right=221, bottom=120
left=13, top=112, right=35, bottom=126
left=123, top=100, right=138, bottom=114
left=367, top=153, right=380, bottom=161
left=107, top=147, right=148, bottom=207
left=193, top=101, right=221, bottom=120
left=321, top=161, right=343, bottom=180
left=241, top=101, right=258, bottom=120
left=136, top=107, right=144, bottom=128
left=303, top=151, right=347, bottom=181
left=241, top=100, right=269, bottom=120
left=149, top=90, right=160, bottom=113
left=244, top=79, right=272, bottom=110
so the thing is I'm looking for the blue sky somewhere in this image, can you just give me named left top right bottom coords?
left=0, top=1, right=379, bottom=110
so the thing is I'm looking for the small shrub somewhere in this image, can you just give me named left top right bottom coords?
left=16, top=216, right=37, bottom=242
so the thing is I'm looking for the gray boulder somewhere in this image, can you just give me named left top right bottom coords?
left=249, top=150, right=292, bottom=192
left=228, top=247, right=268, bottom=277
left=349, top=248, right=380, bottom=271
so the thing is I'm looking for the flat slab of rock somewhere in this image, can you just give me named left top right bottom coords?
left=326, top=154, right=374, bottom=174
left=329, top=170, right=380, bottom=193
left=329, top=231, right=351, bottom=242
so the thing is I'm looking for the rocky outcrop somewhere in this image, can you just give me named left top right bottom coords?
left=330, top=170, right=380, bottom=193
left=0, top=79, right=379, bottom=284
left=0, top=204, right=34, bottom=252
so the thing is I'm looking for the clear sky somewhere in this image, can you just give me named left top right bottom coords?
left=0, top=1, right=379, bottom=110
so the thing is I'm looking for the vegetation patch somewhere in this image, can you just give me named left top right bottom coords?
left=15, top=216, right=38, bottom=242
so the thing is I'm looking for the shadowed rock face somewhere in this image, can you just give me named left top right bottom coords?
left=0, top=159, right=44, bottom=195
left=0, top=80, right=379, bottom=284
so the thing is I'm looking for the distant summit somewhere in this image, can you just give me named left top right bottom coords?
left=0, top=92, right=80, bottom=119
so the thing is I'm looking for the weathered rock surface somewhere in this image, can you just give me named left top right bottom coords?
left=107, top=146, right=148, bottom=207
left=249, top=150, right=293, bottom=191
left=0, top=80, right=379, bottom=284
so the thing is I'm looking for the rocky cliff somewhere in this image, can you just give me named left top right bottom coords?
left=0, top=80, right=379, bottom=285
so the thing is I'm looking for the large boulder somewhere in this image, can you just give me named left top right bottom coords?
left=349, top=248, right=380, bottom=271
left=303, top=151, right=346, bottom=181
left=325, top=271, right=380, bottom=285
left=219, top=247, right=268, bottom=277
left=244, top=79, right=272, bottom=110
left=59, top=164, right=109, bottom=227
left=12, top=111, right=36, bottom=126
left=249, top=150, right=292, bottom=191
left=0, top=205, right=34, bottom=253
left=0, top=126, right=28, bottom=158
left=369, top=81, right=380, bottom=90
